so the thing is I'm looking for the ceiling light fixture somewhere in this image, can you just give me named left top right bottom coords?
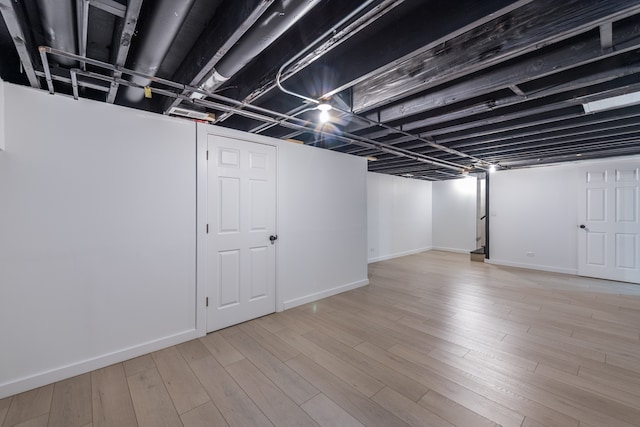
left=489, top=165, right=496, bottom=173
left=582, top=91, right=640, bottom=113
left=317, top=103, right=332, bottom=123
left=367, top=156, right=378, bottom=161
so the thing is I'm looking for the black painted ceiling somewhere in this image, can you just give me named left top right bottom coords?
left=2, top=0, right=640, bottom=180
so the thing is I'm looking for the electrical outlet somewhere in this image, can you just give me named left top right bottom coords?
left=370, top=248, right=375, bottom=253
left=526, top=251, right=535, bottom=257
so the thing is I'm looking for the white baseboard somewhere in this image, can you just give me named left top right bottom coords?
left=485, top=258, right=578, bottom=275
left=0, top=329, right=199, bottom=399
left=282, top=279, right=369, bottom=310
left=431, top=246, right=473, bottom=254
left=368, top=247, right=433, bottom=263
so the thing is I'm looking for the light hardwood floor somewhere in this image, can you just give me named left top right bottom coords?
left=2, top=250, right=640, bottom=427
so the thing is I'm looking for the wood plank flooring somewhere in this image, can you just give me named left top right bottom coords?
left=3, top=250, right=640, bottom=426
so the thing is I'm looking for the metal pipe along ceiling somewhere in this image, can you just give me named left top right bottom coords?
left=196, top=0, right=321, bottom=96
left=35, top=0, right=77, bottom=67
left=123, top=0, right=195, bottom=103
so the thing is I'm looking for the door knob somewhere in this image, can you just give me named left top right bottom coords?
left=579, top=224, right=586, bottom=229
left=269, top=235, right=278, bottom=244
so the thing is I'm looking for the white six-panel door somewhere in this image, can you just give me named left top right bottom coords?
left=578, top=163, right=640, bottom=284
left=207, top=135, right=277, bottom=332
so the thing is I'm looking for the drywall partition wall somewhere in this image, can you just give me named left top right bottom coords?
left=0, top=79, right=5, bottom=150
left=489, top=165, right=579, bottom=274
left=0, top=83, right=197, bottom=398
left=278, top=139, right=369, bottom=309
left=367, top=172, right=432, bottom=262
left=198, top=124, right=369, bottom=312
left=432, top=177, right=478, bottom=252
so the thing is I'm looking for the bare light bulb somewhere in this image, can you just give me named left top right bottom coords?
left=489, top=165, right=496, bottom=173
left=317, top=103, right=332, bottom=123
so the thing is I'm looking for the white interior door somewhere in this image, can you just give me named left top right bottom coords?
left=207, top=135, right=277, bottom=332
left=578, top=163, right=640, bottom=284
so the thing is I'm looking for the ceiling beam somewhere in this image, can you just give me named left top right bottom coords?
left=105, top=0, right=143, bottom=103
left=280, top=0, right=529, bottom=106
left=453, top=124, right=640, bottom=156
left=371, top=23, right=640, bottom=127
left=497, top=145, right=640, bottom=167
left=351, top=0, right=640, bottom=113
left=438, top=107, right=640, bottom=148
left=475, top=136, right=640, bottom=161
left=341, top=67, right=640, bottom=153
left=341, top=58, right=640, bottom=155
left=431, top=102, right=640, bottom=144
left=163, top=0, right=274, bottom=113
left=0, top=0, right=40, bottom=87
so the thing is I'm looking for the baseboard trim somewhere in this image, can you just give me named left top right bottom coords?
left=282, top=279, right=369, bottom=310
left=368, top=247, right=432, bottom=263
left=0, top=329, right=199, bottom=399
left=485, top=259, right=578, bottom=275
left=431, top=246, right=474, bottom=254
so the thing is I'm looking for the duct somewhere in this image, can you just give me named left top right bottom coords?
left=35, top=0, right=77, bottom=67
left=193, top=0, right=321, bottom=98
left=123, top=0, right=194, bottom=103
left=213, top=0, right=396, bottom=123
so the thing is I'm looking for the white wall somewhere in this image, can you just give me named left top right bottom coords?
left=432, top=177, right=478, bottom=252
left=489, top=165, right=579, bottom=273
left=0, top=84, right=197, bottom=398
left=279, top=141, right=368, bottom=308
left=367, top=172, right=432, bottom=262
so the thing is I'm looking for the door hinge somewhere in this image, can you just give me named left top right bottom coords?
left=206, top=150, right=209, bottom=160
left=206, top=297, right=209, bottom=307
left=206, top=224, right=209, bottom=233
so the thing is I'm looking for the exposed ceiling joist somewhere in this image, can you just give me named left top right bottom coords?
left=441, top=107, right=640, bottom=147
left=352, top=0, right=640, bottom=113
left=365, top=23, right=640, bottom=129
left=308, top=0, right=533, bottom=101
left=0, top=0, right=40, bottom=87
left=499, top=144, right=640, bottom=167
left=342, top=59, right=640, bottom=156
left=105, top=0, right=143, bottom=103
